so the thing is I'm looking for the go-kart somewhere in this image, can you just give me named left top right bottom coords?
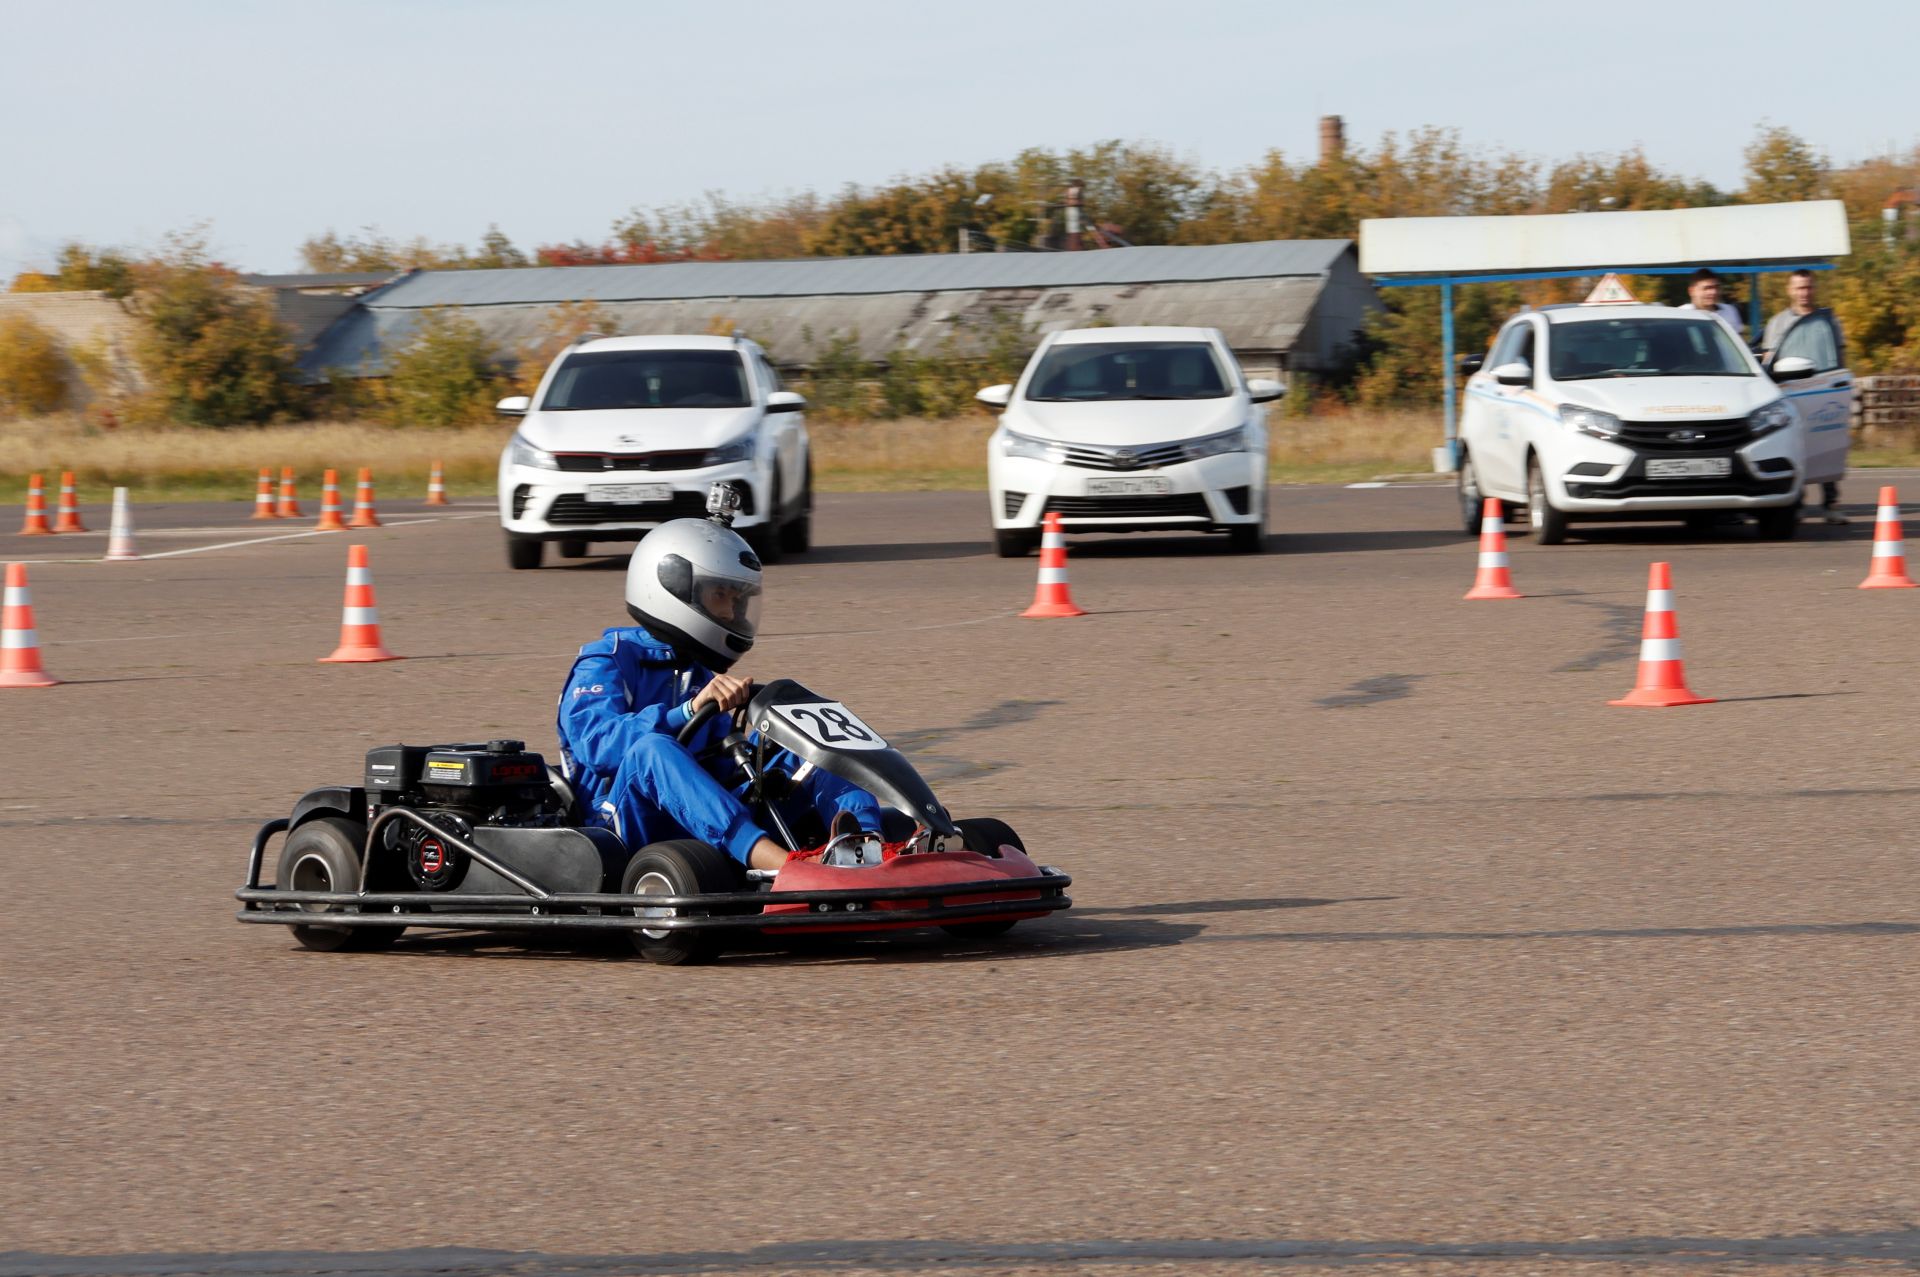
left=235, top=678, right=1072, bottom=965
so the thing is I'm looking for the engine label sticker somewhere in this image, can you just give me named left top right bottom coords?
left=427, top=761, right=467, bottom=779
left=773, top=702, right=889, bottom=751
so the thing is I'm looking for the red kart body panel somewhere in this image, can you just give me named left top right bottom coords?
left=763, top=845, right=1050, bottom=933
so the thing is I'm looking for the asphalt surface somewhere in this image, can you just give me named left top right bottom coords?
left=4, top=483, right=1919, bottom=1276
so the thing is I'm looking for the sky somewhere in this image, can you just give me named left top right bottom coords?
left=1, top=0, right=1915, bottom=279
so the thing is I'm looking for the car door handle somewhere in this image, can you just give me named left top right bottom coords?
left=1833, top=380, right=1851, bottom=389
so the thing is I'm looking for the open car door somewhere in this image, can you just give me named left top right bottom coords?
left=1773, top=312, right=1852, bottom=486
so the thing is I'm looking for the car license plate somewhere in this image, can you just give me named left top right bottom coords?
left=585, top=483, right=672, bottom=504
left=1086, top=476, right=1172, bottom=496
left=1645, top=457, right=1731, bottom=479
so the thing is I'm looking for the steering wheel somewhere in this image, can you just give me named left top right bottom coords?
left=675, top=701, right=720, bottom=748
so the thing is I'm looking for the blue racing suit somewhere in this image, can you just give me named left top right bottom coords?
left=556, top=626, right=880, bottom=864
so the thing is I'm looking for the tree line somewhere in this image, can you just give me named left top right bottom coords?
left=3, top=124, right=1917, bottom=427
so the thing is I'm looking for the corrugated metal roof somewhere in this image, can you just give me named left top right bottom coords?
left=240, top=272, right=398, bottom=290
left=358, top=240, right=1353, bottom=308
left=303, top=276, right=1331, bottom=380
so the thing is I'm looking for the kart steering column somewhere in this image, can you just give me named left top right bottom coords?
left=676, top=700, right=801, bottom=853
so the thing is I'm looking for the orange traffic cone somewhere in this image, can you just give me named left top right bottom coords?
left=19, top=474, right=52, bottom=535
left=1463, top=497, right=1523, bottom=600
left=53, top=471, right=87, bottom=533
left=314, top=469, right=346, bottom=531
left=1, top=562, right=59, bottom=688
left=1611, top=562, right=1713, bottom=707
left=1859, top=485, right=1917, bottom=590
left=104, top=487, right=139, bottom=561
left=346, top=467, right=381, bottom=528
left=251, top=467, right=279, bottom=519
left=320, top=544, right=400, bottom=663
left=1021, top=512, right=1087, bottom=618
left=425, top=460, right=449, bottom=506
left=276, top=466, right=302, bottom=518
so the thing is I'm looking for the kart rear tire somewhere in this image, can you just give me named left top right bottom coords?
left=506, top=534, right=543, bottom=570
left=276, top=816, right=401, bottom=953
left=620, top=839, right=748, bottom=965
left=943, top=817, right=1027, bottom=939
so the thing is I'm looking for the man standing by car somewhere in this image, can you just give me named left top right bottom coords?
left=1679, top=268, right=1745, bottom=337
left=1763, top=269, right=1848, bottom=524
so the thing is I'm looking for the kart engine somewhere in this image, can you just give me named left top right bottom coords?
left=363, top=740, right=566, bottom=890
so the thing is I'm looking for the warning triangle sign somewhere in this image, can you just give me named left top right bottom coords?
left=1584, top=273, right=1637, bottom=304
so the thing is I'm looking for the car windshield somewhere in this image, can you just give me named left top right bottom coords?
left=1025, top=341, right=1232, bottom=401
left=1548, top=318, right=1752, bottom=381
left=542, top=350, right=752, bottom=410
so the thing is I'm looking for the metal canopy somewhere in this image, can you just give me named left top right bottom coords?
left=1355, top=202, right=1854, bottom=469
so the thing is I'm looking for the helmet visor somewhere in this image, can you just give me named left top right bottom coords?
left=688, top=568, right=762, bottom=641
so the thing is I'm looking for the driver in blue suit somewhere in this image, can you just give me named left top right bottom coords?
left=556, top=504, right=880, bottom=871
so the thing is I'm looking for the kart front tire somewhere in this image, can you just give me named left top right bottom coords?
left=506, top=534, right=543, bottom=570
left=943, top=817, right=1027, bottom=939
left=276, top=816, right=401, bottom=953
left=621, top=839, right=747, bottom=966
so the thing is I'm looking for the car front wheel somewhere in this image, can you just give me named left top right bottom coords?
left=1755, top=505, right=1800, bottom=541
left=1527, top=457, right=1569, bottom=545
left=506, top=535, right=542, bottom=570
left=1459, top=451, right=1486, bottom=535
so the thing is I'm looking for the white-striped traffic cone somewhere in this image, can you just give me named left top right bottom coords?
left=346, top=467, right=381, bottom=528
left=252, top=467, right=279, bottom=519
left=1463, top=497, right=1522, bottom=600
left=19, top=474, right=52, bottom=535
left=1, top=561, right=59, bottom=688
left=276, top=466, right=302, bottom=518
left=1021, top=512, right=1086, bottom=618
left=104, top=487, right=139, bottom=561
left=53, top=471, right=87, bottom=533
left=1859, top=485, right=1917, bottom=590
left=319, top=544, right=400, bottom=663
left=425, top=460, right=449, bottom=506
left=1610, top=561, right=1712, bottom=707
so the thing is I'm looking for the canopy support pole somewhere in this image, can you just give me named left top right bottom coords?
left=1437, top=280, right=1458, bottom=472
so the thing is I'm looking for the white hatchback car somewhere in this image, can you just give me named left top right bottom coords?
left=979, top=326, right=1284, bottom=556
left=1456, top=302, right=1846, bottom=543
left=497, top=334, right=811, bottom=569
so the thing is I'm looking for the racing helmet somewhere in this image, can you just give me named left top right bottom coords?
left=625, top=515, right=763, bottom=672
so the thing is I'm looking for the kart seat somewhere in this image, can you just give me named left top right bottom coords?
left=548, top=767, right=585, bottom=825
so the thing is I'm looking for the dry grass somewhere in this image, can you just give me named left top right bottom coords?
left=5, top=410, right=1914, bottom=502
left=0, top=415, right=511, bottom=501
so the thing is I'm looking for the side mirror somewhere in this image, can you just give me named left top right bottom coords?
left=1457, top=353, right=1485, bottom=375
left=1493, top=361, right=1532, bottom=387
left=1769, top=355, right=1816, bottom=383
left=1245, top=377, right=1286, bottom=403
left=496, top=395, right=530, bottom=416
left=976, top=384, right=1012, bottom=408
left=765, top=390, right=807, bottom=414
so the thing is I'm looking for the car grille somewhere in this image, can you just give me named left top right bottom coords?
left=1055, top=441, right=1191, bottom=471
left=544, top=491, right=710, bottom=526
left=1613, top=418, right=1751, bottom=452
left=1044, top=494, right=1211, bottom=520
left=554, top=451, right=709, bottom=472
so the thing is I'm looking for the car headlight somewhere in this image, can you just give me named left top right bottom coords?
left=702, top=435, right=757, bottom=466
left=509, top=433, right=558, bottom=469
left=998, top=428, right=1063, bottom=462
left=1560, top=405, right=1623, bottom=440
left=1748, top=401, right=1794, bottom=437
left=1183, top=425, right=1251, bottom=461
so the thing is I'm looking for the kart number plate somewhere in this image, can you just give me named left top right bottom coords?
left=773, top=701, right=888, bottom=751
left=585, top=483, right=672, bottom=503
left=1644, top=457, right=1730, bottom=479
left=1086, top=476, right=1172, bottom=496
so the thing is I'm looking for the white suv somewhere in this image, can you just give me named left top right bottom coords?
left=497, top=334, right=811, bottom=569
left=1456, top=302, right=1845, bottom=543
left=979, top=326, right=1283, bottom=556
